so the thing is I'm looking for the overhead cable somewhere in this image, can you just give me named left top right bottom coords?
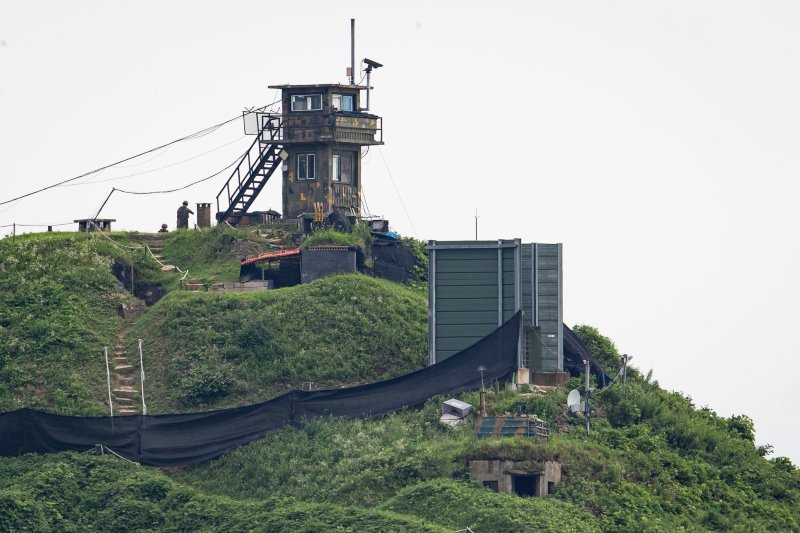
left=0, top=101, right=279, bottom=207
left=114, top=155, right=241, bottom=195
left=63, top=134, right=247, bottom=187
left=376, top=146, right=418, bottom=237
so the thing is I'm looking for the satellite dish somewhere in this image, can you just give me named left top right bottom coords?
left=567, top=389, right=583, bottom=413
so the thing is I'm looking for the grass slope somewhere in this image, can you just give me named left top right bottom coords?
left=174, top=384, right=800, bottom=532
left=0, top=453, right=445, bottom=532
left=0, top=233, right=169, bottom=414
left=3, top=230, right=799, bottom=532
left=158, top=225, right=283, bottom=286
left=0, top=229, right=425, bottom=415
left=127, top=273, right=427, bottom=411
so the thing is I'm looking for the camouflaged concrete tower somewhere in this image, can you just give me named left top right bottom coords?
left=215, top=83, right=383, bottom=225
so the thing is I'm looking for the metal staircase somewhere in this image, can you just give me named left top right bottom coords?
left=216, top=114, right=286, bottom=225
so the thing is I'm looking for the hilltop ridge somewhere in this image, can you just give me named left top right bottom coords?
left=1, top=228, right=798, bottom=532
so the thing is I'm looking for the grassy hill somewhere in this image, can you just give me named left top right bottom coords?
left=1, top=228, right=798, bottom=531
left=0, top=232, right=167, bottom=414
left=127, top=273, right=427, bottom=412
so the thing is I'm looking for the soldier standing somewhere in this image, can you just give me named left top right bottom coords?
left=177, top=201, right=194, bottom=229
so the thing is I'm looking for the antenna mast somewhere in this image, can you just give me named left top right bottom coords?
left=350, top=19, right=355, bottom=85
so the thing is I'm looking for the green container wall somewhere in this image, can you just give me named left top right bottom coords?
left=428, top=240, right=562, bottom=371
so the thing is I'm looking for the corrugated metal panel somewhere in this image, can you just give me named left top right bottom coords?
left=428, top=239, right=561, bottom=368
left=435, top=311, right=500, bottom=325
left=435, top=337, right=487, bottom=351
left=436, top=299, right=500, bottom=312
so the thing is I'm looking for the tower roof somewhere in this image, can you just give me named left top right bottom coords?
left=268, top=83, right=369, bottom=90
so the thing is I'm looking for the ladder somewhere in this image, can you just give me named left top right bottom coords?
left=216, top=114, right=286, bottom=225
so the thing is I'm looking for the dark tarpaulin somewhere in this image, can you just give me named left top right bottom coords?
left=0, top=313, right=521, bottom=467
left=294, top=311, right=520, bottom=420
left=370, top=237, right=417, bottom=283
left=0, top=409, right=139, bottom=458
left=562, top=324, right=612, bottom=386
left=138, top=394, right=294, bottom=467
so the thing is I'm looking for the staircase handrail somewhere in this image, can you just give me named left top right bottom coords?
left=215, top=114, right=283, bottom=218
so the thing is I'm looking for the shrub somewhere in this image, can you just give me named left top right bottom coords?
left=179, top=366, right=233, bottom=406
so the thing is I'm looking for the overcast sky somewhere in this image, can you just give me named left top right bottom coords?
left=2, top=1, right=799, bottom=462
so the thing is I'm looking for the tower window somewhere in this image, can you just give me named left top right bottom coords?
left=297, top=153, right=315, bottom=180
left=332, top=94, right=354, bottom=112
left=291, top=94, right=322, bottom=111
left=332, top=153, right=353, bottom=183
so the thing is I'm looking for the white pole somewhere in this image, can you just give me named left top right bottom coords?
left=584, top=359, right=591, bottom=435
left=138, top=339, right=146, bottom=415
left=104, top=347, right=113, bottom=417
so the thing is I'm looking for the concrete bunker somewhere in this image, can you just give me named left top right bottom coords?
left=469, top=459, right=561, bottom=498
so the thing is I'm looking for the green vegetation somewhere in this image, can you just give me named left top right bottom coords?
left=0, top=232, right=170, bottom=414
left=402, top=235, right=429, bottom=286
left=0, top=453, right=445, bottom=532
left=301, top=221, right=373, bottom=250
left=2, top=229, right=799, bottom=531
left=383, top=480, right=599, bottom=532
left=160, top=225, right=272, bottom=286
left=173, top=382, right=800, bottom=532
left=127, top=274, right=427, bottom=410
left=572, top=323, right=625, bottom=374
left=0, top=230, right=425, bottom=414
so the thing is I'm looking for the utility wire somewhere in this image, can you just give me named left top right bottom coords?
left=0, top=101, right=279, bottom=207
left=62, top=134, right=247, bottom=187
left=114, top=155, right=240, bottom=195
left=1, top=222, right=73, bottom=228
left=376, top=146, right=418, bottom=237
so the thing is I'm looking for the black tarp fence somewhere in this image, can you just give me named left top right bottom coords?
left=562, top=324, right=613, bottom=386
left=0, top=313, right=521, bottom=467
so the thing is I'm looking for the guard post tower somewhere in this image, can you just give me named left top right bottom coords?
left=271, top=79, right=383, bottom=220
left=215, top=61, right=383, bottom=226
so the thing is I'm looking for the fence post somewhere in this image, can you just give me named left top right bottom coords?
left=104, top=347, right=113, bottom=417
left=139, top=339, right=146, bottom=415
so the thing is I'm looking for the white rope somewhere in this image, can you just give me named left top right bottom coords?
left=104, top=347, right=113, bottom=417
left=144, top=245, right=190, bottom=280
left=85, top=220, right=190, bottom=280
left=100, top=444, right=140, bottom=465
left=81, top=444, right=138, bottom=465
left=138, top=339, right=147, bottom=416
left=87, top=221, right=144, bottom=250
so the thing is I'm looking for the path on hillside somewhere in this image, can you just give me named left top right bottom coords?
left=110, top=321, right=141, bottom=415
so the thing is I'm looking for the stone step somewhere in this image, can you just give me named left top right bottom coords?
left=113, top=356, right=128, bottom=361
left=114, top=364, right=134, bottom=372
left=188, top=278, right=203, bottom=284
left=160, top=265, right=177, bottom=272
left=115, top=396, right=135, bottom=404
left=118, top=409, right=139, bottom=415
left=186, top=283, right=204, bottom=291
left=113, top=388, right=138, bottom=398
left=117, top=376, right=134, bottom=386
left=115, top=344, right=124, bottom=350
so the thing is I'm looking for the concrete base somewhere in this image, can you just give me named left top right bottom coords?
left=120, top=300, right=146, bottom=319
left=516, top=368, right=530, bottom=384
left=530, top=371, right=570, bottom=387
left=210, top=280, right=272, bottom=293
